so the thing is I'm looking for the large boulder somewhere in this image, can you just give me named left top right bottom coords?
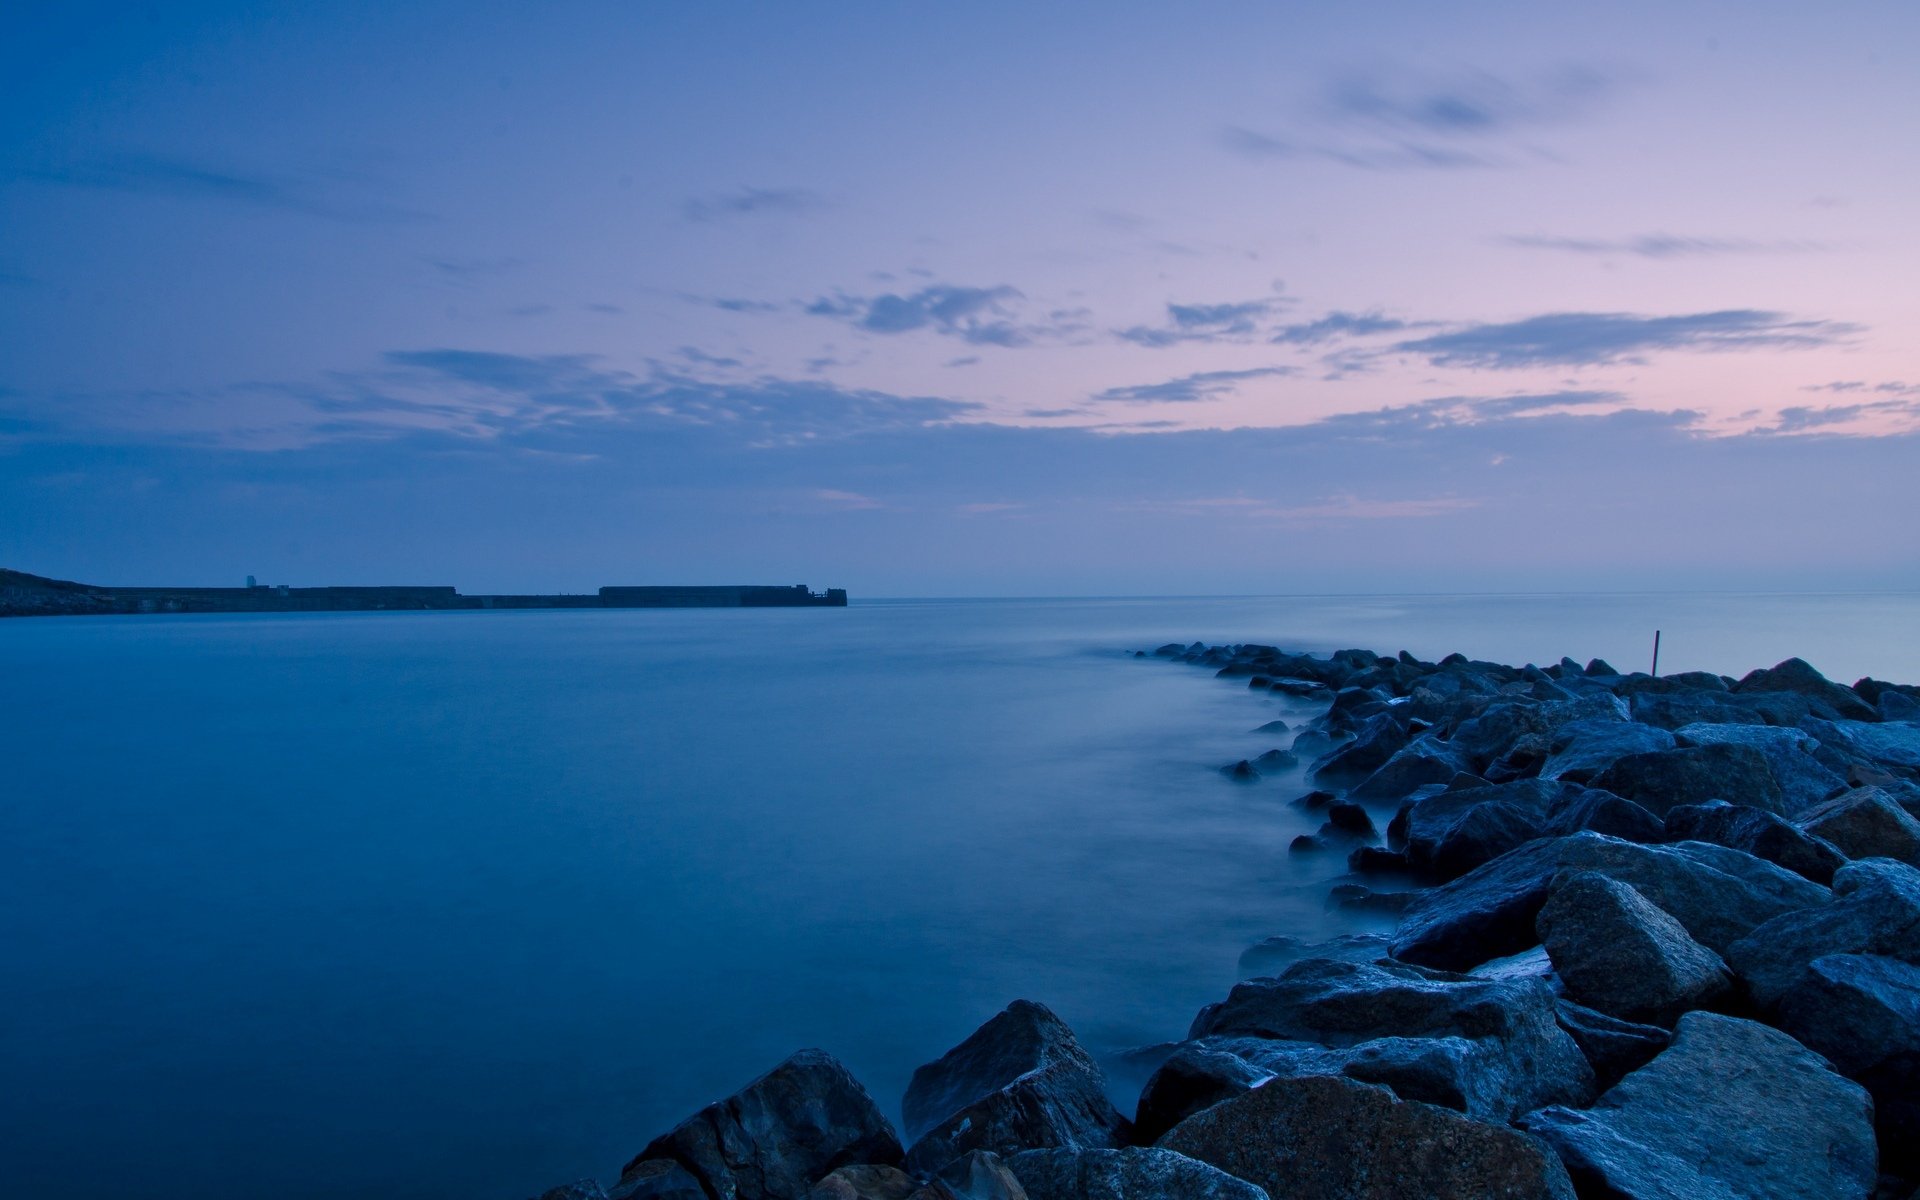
left=1588, top=743, right=1786, bottom=817
left=1523, top=1012, right=1877, bottom=1200
left=1664, top=802, right=1847, bottom=885
left=1158, top=1074, right=1576, bottom=1200
left=1801, top=718, right=1920, bottom=774
left=612, top=1162, right=706, bottom=1200
left=1539, top=720, right=1676, bottom=784
left=1181, top=958, right=1592, bottom=1120
left=1774, top=955, right=1920, bottom=1175
left=1310, top=713, right=1410, bottom=785
left=1629, top=692, right=1769, bottom=732
left=1007, top=1148, right=1267, bottom=1200
left=1553, top=1001, right=1670, bottom=1091
left=1673, top=723, right=1847, bottom=815
left=1350, top=738, right=1474, bottom=801
left=1390, top=832, right=1829, bottom=972
left=908, top=1151, right=1028, bottom=1200
left=1391, top=779, right=1606, bottom=880
left=1535, top=872, right=1732, bottom=1025
left=625, top=1050, right=904, bottom=1200
left=1798, top=787, right=1920, bottom=867
left=1236, top=933, right=1388, bottom=980
left=1448, top=696, right=1629, bottom=770
left=901, top=1001, right=1127, bottom=1173
left=1390, top=833, right=1820, bottom=975
left=1734, top=657, right=1879, bottom=721
left=1725, top=858, right=1920, bottom=1007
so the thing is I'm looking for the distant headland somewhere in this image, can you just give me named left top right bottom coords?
left=0, top=568, right=847, bottom=617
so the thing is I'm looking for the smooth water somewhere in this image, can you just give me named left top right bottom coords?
left=4, top=592, right=1917, bottom=1200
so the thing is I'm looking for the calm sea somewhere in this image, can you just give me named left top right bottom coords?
left=4, top=593, right=1916, bottom=1199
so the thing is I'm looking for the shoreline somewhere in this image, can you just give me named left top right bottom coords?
left=546, top=640, right=1920, bottom=1199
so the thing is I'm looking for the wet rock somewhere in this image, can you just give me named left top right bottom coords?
left=1186, top=958, right=1593, bottom=1119
left=1802, top=718, right=1920, bottom=775
left=1290, top=788, right=1337, bottom=811
left=1734, top=656, right=1880, bottom=721
left=1325, top=884, right=1413, bottom=915
left=1673, top=723, right=1847, bottom=815
left=1310, top=713, right=1411, bottom=785
left=1538, top=787, right=1665, bottom=844
left=1323, top=802, right=1376, bottom=837
left=1289, top=729, right=1342, bottom=760
left=1448, top=695, right=1628, bottom=770
left=1236, top=933, right=1388, bottom=979
left=1350, top=738, right=1475, bottom=801
left=626, top=1050, right=901, bottom=1200
left=812, top=1165, right=920, bottom=1200
left=1588, top=743, right=1787, bottom=817
left=1800, top=787, right=1920, bottom=866
left=1347, top=845, right=1411, bottom=875
left=1725, top=858, right=1920, bottom=1007
left=1553, top=1001, right=1670, bottom=1091
left=1008, top=1147, right=1267, bottom=1200
left=1539, top=720, right=1676, bottom=784
left=1219, top=760, right=1259, bottom=782
left=901, top=1000, right=1127, bottom=1174
left=1390, top=832, right=1829, bottom=972
left=909, top=1151, right=1028, bottom=1200
left=1159, top=1074, right=1575, bottom=1200
left=1536, top=872, right=1732, bottom=1025
left=610, top=1162, right=706, bottom=1200
left=1665, top=801, right=1847, bottom=885
left=1250, top=719, right=1290, bottom=734
left=1394, top=779, right=1631, bottom=880
left=1523, top=1012, right=1877, bottom=1200
left=1774, top=953, right=1920, bottom=1077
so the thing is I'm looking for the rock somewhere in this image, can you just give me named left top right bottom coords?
left=1350, top=738, right=1475, bottom=801
left=1186, top=958, right=1592, bottom=1119
left=1672, top=722, right=1847, bottom=815
left=1775, top=953, right=1920, bottom=1076
left=1323, top=802, right=1376, bottom=838
left=538, top=1182, right=611, bottom=1200
left=1250, top=719, right=1290, bottom=734
left=1630, top=691, right=1770, bottom=731
left=1390, top=832, right=1829, bottom=972
left=1347, top=845, right=1412, bottom=875
left=1539, top=720, right=1676, bottom=784
left=901, top=1001, right=1126, bottom=1173
left=1800, top=788, right=1920, bottom=866
left=1290, top=729, right=1341, bottom=760
left=1394, top=780, right=1647, bottom=880
left=909, top=1151, right=1029, bottom=1200
left=1881, top=690, right=1920, bottom=722
left=1007, top=1147, right=1267, bottom=1200
left=1523, top=1012, right=1877, bottom=1200
left=1326, top=884, right=1413, bottom=916
left=1448, top=696, right=1629, bottom=770
left=1588, top=743, right=1787, bottom=817
left=1158, top=1074, right=1576, bottom=1200
left=1253, top=748, right=1297, bottom=769
left=1734, top=656, right=1880, bottom=721
left=1665, top=802, right=1847, bottom=885
left=1725, top=858, right=1920, bottom=1007
left=1554, top=1001, right=1670, bottom=1091
left=1219, top=760, right=1259, bottom=782
left=1153, top=643, right=1187, bottom=657
left=625, top=1050, right=901, bottom=1200
left=1802, top=718, right=1920, bottom=774
left=1236, top=934, right=1388, bottom=979
left=812, top=1165, right=920, bottom=1200
left=1310, top=714, right=1410, bottom=785
left=1291, top=789, right=1337, bottom=810
left=610, top=1162, right=706, bottom=1200
left=1538, top=787, right=1665, bottom=844
left=1536, top=872, right=1732, bottom=1025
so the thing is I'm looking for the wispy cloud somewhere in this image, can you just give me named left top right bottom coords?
left=1095, top=367, right=1294, bottom=404
left=1394, top=310, right=1860, bottom=369
left=806, top=283, right=1072, bottom=347
left=682, top=186, right=828, bottom=222
left=1271, top=310, right=1412, bottom=345
left=1499, top=233, right=1831, bottom=258
left=12, top=151, right=429, bottom=222
left=1115, top=294, right=1289, bottom=347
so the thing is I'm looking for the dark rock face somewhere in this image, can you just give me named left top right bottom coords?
left=1448, top=696, right=1629, bottom=772
left=1310, top=714, right=1411, bottom=785
left=1539, top=720, right=1676, bottom=784
left=626, top=1049, right=904, bottom=1200
left=1391, top=832, right=1829, bottom=972
left=1007, top=1147, right=1268, bottom=1200
left=1552, top=1001, right=1670, bottom=1091
left=1235, top=934, right=1388, bottom=980
left=1774, top=953, right=1920, bottom=1076
left=1673, top=722, right=1847, bottom=815
left=611, top=1161, right=707, bottom=1199
left=1350, top=739, right=1474, bottom=800
left=901, top=1001, right=1127, bottom=1174
left=1219, top=759, right=1259, bottom=782
left=1664, top=802, right=1847, bottom=885
left=1535, top=872, right=1732, bottom=1026
left=1183, top=958, right=1593, bottom=1120
left=810, top=1165, right=919, bottom=1200
left=908, top=1151, right=1029, bottom=1200
left=1158, top=1074, right=1576, bottom=1200
left=1734, top=656, right=1880, bottom=721
left=1725, top=858, right=1920, bottom=1007
left=1799, top=787, right=1920, bottom=867
left=1802, top=719, right=1920, bottom=775
left=1538, top=788, right=1665, bottom=844
left=1629, top=691, right=1769, bottom=731
left=1588, top=743, right=1786, bottom=817
left=1523, top=1012, right=1878, bottom=1200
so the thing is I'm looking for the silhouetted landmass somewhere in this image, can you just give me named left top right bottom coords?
left=0, top=568, right=846, bottom=617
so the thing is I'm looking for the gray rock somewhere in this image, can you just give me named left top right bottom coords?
left=811, top=1165, right=920, bottom=1200
left=1734, top=656, right=1880, bottom=721
left=1310, top=713, right=1411, bottom=785
left=1725, top=858, right=1920, bottom=1007
left=1665, top=802, right=1847, bottom=885
left=901, top=1000, right=1126, bottom=1173
left=1540, top=720, right=1676, bottom=784
left=1774, top=953, right=1920, bottom=1076
left=909, top=1151, right=1029, bottom=1200
left=1553, top=1001, right=1670, bottom=1091
left=1802, top=718, right=1920, bottom=773
left=1236, top=933, right=1388, bottom=980
left=1674, top=723, right=1847, bottom=815
left=1449, top=696, right=1629, bottom=770
left=1539, top=787, right=1665, bottom=844
left=1589, top=743, right=1787, bottom=817
left=626, top=1051, right=901, bottom=1200
left=1536, top=872, right=1732, bottom=1025
left=1184, top=958, right=1593, bottom=1119
left=1350, top=738, right=1475, bottom=800
left=1158, top=1074, right=1575, bottom=1200
left=1630, top=692, right=1769, bottom=732
left=1391, top=832, right=1829, bottom=972
left=1392, top=779, right=1593, bottom=880
left=1523, top=1012, right=1877, bottom=1200
left=1800, top=788, right=1920, bottom=867
left=1008, top=1147, right=1268, bottom=1200
left=610, top=1162, right=706, bottom=1200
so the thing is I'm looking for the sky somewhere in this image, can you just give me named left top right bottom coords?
left=3, top=1, right=1917, bottom=594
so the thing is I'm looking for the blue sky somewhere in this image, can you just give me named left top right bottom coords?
left=3, top=1, right=1917, bottom=593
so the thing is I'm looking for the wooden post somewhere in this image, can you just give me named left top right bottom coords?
left=1652, top=630, right=1662, bottom=678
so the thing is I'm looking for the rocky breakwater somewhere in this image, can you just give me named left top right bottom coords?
left=528, top=644, right=1920, bottom=1200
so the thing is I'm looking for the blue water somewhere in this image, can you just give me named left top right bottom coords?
left=4, top=593, right=1917, bottom=1200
